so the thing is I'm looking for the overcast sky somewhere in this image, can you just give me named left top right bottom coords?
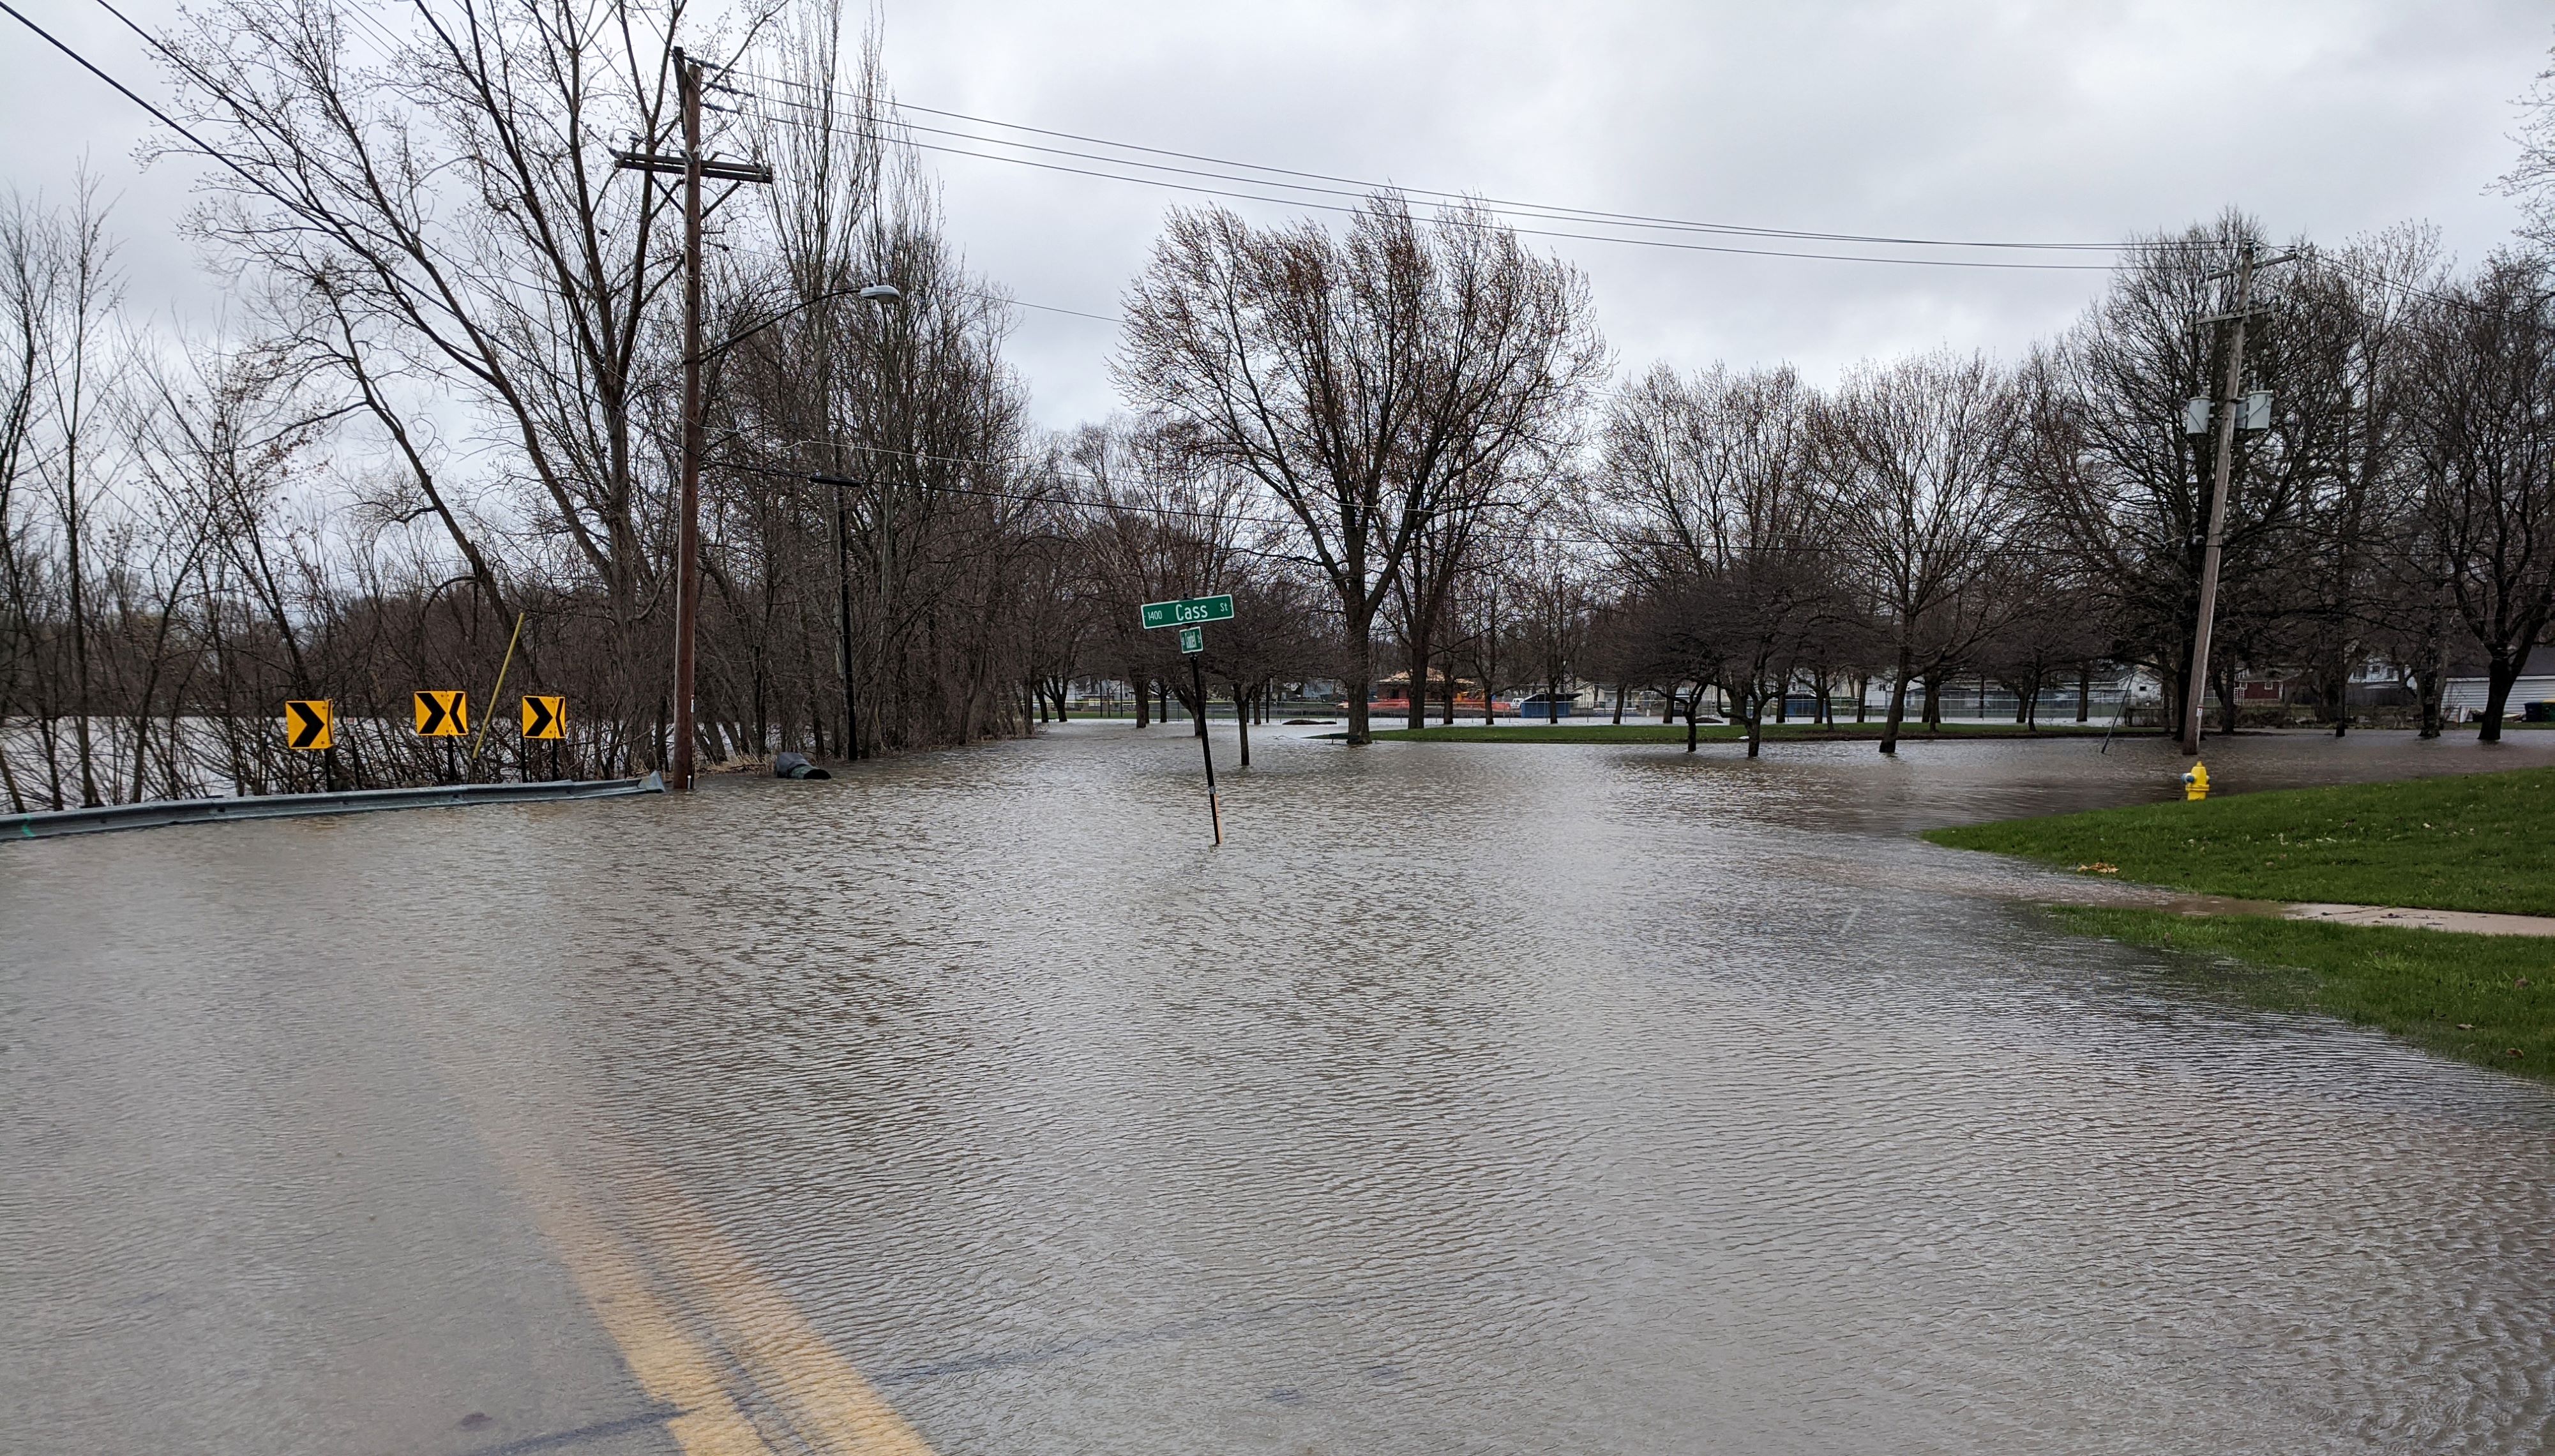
left=4, top=1, right=2547, bottom=431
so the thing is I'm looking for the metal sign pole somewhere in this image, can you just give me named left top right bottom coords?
left=1190, top=650, right=1221, bottom=846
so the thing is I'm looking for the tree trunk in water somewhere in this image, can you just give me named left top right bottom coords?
left=2480, top=657, right=2520, bottom=744
left=1406, top=627, right=1428, bottom=732
left=1745, top=686, right=1763, bottom=758
left=1684, top=693, right=1698, bottom=753
left=2076, top=665, right=2091, bottom=723
left=1343, top=606, right=1375, bottom=746
left=1879, top=643, right=1915, bottom=755
left=1236, top=685, right=1252, bottom=766
left=1611, top=680, right=1625, bottom=724
left=1133, top=670, right=1149, bottom=728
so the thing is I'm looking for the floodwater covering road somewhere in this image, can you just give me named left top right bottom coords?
left=6, top=725, right=2554, bottom=1454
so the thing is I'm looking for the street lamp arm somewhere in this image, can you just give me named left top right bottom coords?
left=706, top=283, right=902, bottom=363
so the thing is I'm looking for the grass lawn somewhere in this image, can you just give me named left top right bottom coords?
left=1369, top=721, right=2155, bottom=744
left=1931, top=765, right=2555, bottom=1082
left=1925, top=765, right=2555, bottom=917
left=2051, top=906, right=2552, bottom=1081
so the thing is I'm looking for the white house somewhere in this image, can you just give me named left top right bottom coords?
left=2444, top=645, right=2555, bottom=719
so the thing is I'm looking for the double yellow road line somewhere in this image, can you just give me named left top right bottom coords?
left=505, top=1146, right=935, bottom=1456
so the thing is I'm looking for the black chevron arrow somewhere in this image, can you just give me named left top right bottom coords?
left=523, top=696, right=557, bottom=739
left=417, top=693, right=453, bottom=735
left=286, top=701, right=329, bottom=750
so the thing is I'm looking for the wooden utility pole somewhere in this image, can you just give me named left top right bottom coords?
left=2179, top=244, right=2295, bottom=754
left=2182, top=244, right=2254, bottom=754
left=673, top=53, right=705, bottom=791
left=617, top=49, right=769, bottom=790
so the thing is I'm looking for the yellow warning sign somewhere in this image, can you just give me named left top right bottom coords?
left=283, top=700, right=333, bottom=751
left=521, top=695, right=566, bottom=740
left=414, top=690, right=469, bottom=737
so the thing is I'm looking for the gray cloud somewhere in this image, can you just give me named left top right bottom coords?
left=6, top=0, right=2544, bottom=429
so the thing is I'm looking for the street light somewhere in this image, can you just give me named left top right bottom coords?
left=822, top=281, right=906, bottom=763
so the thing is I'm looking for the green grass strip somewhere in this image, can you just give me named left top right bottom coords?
left=1369, top=722, right=2148, bottom=745
left=1927, top=765, right=2555, bottom=917
left=2052, top=906, right=2553, bottom=1081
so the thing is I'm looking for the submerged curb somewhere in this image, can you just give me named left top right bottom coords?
left=4, top=773, right=666, bottom=841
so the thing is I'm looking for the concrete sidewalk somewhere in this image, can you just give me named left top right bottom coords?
left=2282, top=902, right=2555, bottom=938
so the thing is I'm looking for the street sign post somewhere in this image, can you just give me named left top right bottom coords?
left=1189, top=650, right=1221, bottom=845
left=522, top=695, right=566, bottom=782
left=415, top=689, right=469, bottom=783
left=284, top=700, right=333, bottom=751
left=1140, top=594, right=1233, bottom=631
left=1138, top=595, right=1230, bottom=844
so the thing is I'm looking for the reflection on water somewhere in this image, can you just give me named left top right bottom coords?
left=6, top=726, right=2554, bottom=1453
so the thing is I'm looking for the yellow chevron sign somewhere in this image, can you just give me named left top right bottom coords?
left=283, top=700, right=333, bottom=751
left=414, top=690, right=469, bottom=737
left=521, top=695, right=566, bottom=740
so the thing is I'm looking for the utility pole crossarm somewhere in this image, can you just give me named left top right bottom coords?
left=612, top=149, right=774, bottom=184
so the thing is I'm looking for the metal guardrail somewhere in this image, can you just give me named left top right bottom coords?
left=3, top=773, right=666, bottom=842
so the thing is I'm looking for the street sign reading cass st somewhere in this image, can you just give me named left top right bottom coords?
left=1140, top=594, right=1233, bottom=630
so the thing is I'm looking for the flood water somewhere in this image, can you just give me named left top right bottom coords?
left=6, top=726, right=2554, bottom=1454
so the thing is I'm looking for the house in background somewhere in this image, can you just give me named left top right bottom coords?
left=2443, top=644, right=2555, bottom=721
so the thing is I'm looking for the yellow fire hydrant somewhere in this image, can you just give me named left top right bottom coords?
left=2182, top=761, right=2210, bottom=801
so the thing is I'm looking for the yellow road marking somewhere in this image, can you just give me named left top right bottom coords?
left=400, top=973, right=936, bottom=1455
left=486, top=1129, right=935, bottom=1456
left=631, top=1167, right=938, bottom=1456
left=504, top=1151, right=781, bottom=1456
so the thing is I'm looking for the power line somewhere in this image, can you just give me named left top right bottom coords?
left=737, top=85, right=2125, bottom=273
left=49, top=0, right=2147, bottom=277
left=26, top=4, right=1133, bottom=330
left=733, top=66, right=2202, bottom=257
left=2, top=0, right=316, bottom=221
left=713, top=440, right=2097, bottom=563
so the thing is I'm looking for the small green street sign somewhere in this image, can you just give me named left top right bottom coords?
left=1179, top=625, right=1204, bottom=654
left=1141, top=594, right=1234, bottom=630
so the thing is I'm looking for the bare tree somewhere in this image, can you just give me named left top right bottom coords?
left=159, top=0, right=738, bottom=743
left=1819, top=350, right=2023, bottom=754
left=1116, top=193, right=1604, bottom=744
left=1591, top=362, right=1831, bottom=756
left=2404, top=252, right=2555, bottom=741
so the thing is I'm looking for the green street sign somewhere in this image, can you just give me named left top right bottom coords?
left=1179, top=626, right=1204, bottom=654
left=1141, top=594, right=1234, bottom=630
